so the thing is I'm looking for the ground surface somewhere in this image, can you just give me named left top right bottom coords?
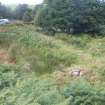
left=0, top=24, right=105, bottom=105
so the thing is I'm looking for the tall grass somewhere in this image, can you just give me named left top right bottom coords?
left=0, top=24, right=105, bottom=104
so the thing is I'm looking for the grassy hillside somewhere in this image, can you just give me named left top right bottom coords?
left=0, top=24, right=105, bottom=105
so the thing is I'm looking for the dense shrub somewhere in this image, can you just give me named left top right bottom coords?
left=0, top=64, right=18, bottom=89
left=35, top=0, right=105, bottom=35
left=63, top=79, right=105, bottom=105
left=1, top=76, right=105, bottom=105
left=23, top=9, right=33, bottom=22
left=1, top=24, right=105, bottom=105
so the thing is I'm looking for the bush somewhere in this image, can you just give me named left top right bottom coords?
left=0, top=64, right=18, bottom=89
left=63, top=79, right=105, bottom=105
left=35, top=0, right=105, bottom=35
left=10, top=78, right=65, bottom=105
left=23, top=9, right=33, bottom=22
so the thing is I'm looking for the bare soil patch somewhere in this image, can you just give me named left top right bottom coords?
left=0, top=49, right=16, bottom=64
left=0, top=28, right=7, bottom=32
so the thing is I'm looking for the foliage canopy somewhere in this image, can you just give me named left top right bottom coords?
left=35, top=0, right=105, bottom=34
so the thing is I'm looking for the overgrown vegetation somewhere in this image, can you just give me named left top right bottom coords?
left=0, top=24, right=105, bottom=104
left=35, top=0, right=105, bottom=34
left=1, top=0, right=105, bottom=35
left=1, top=0, right=105, bottom=104
left=0, top=3, right=34, bottom=22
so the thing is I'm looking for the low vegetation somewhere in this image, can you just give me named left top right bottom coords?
left=1, top=0, right=105, bottom=104
left=0, top=24, right=105, bottom=104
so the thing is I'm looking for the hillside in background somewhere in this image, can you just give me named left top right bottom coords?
left=0, top=24, right=105, bottom=105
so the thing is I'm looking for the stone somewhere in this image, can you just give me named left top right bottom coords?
left=70, top=69, right=81, bottom=77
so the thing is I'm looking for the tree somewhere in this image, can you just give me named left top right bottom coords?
left=14, top=4, right=28, bottom=20
left=35, top=0, right=105, bottom=34
left=0, top=2, right=11, bottom=18
left=23, top=9, right=33, bottom=22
